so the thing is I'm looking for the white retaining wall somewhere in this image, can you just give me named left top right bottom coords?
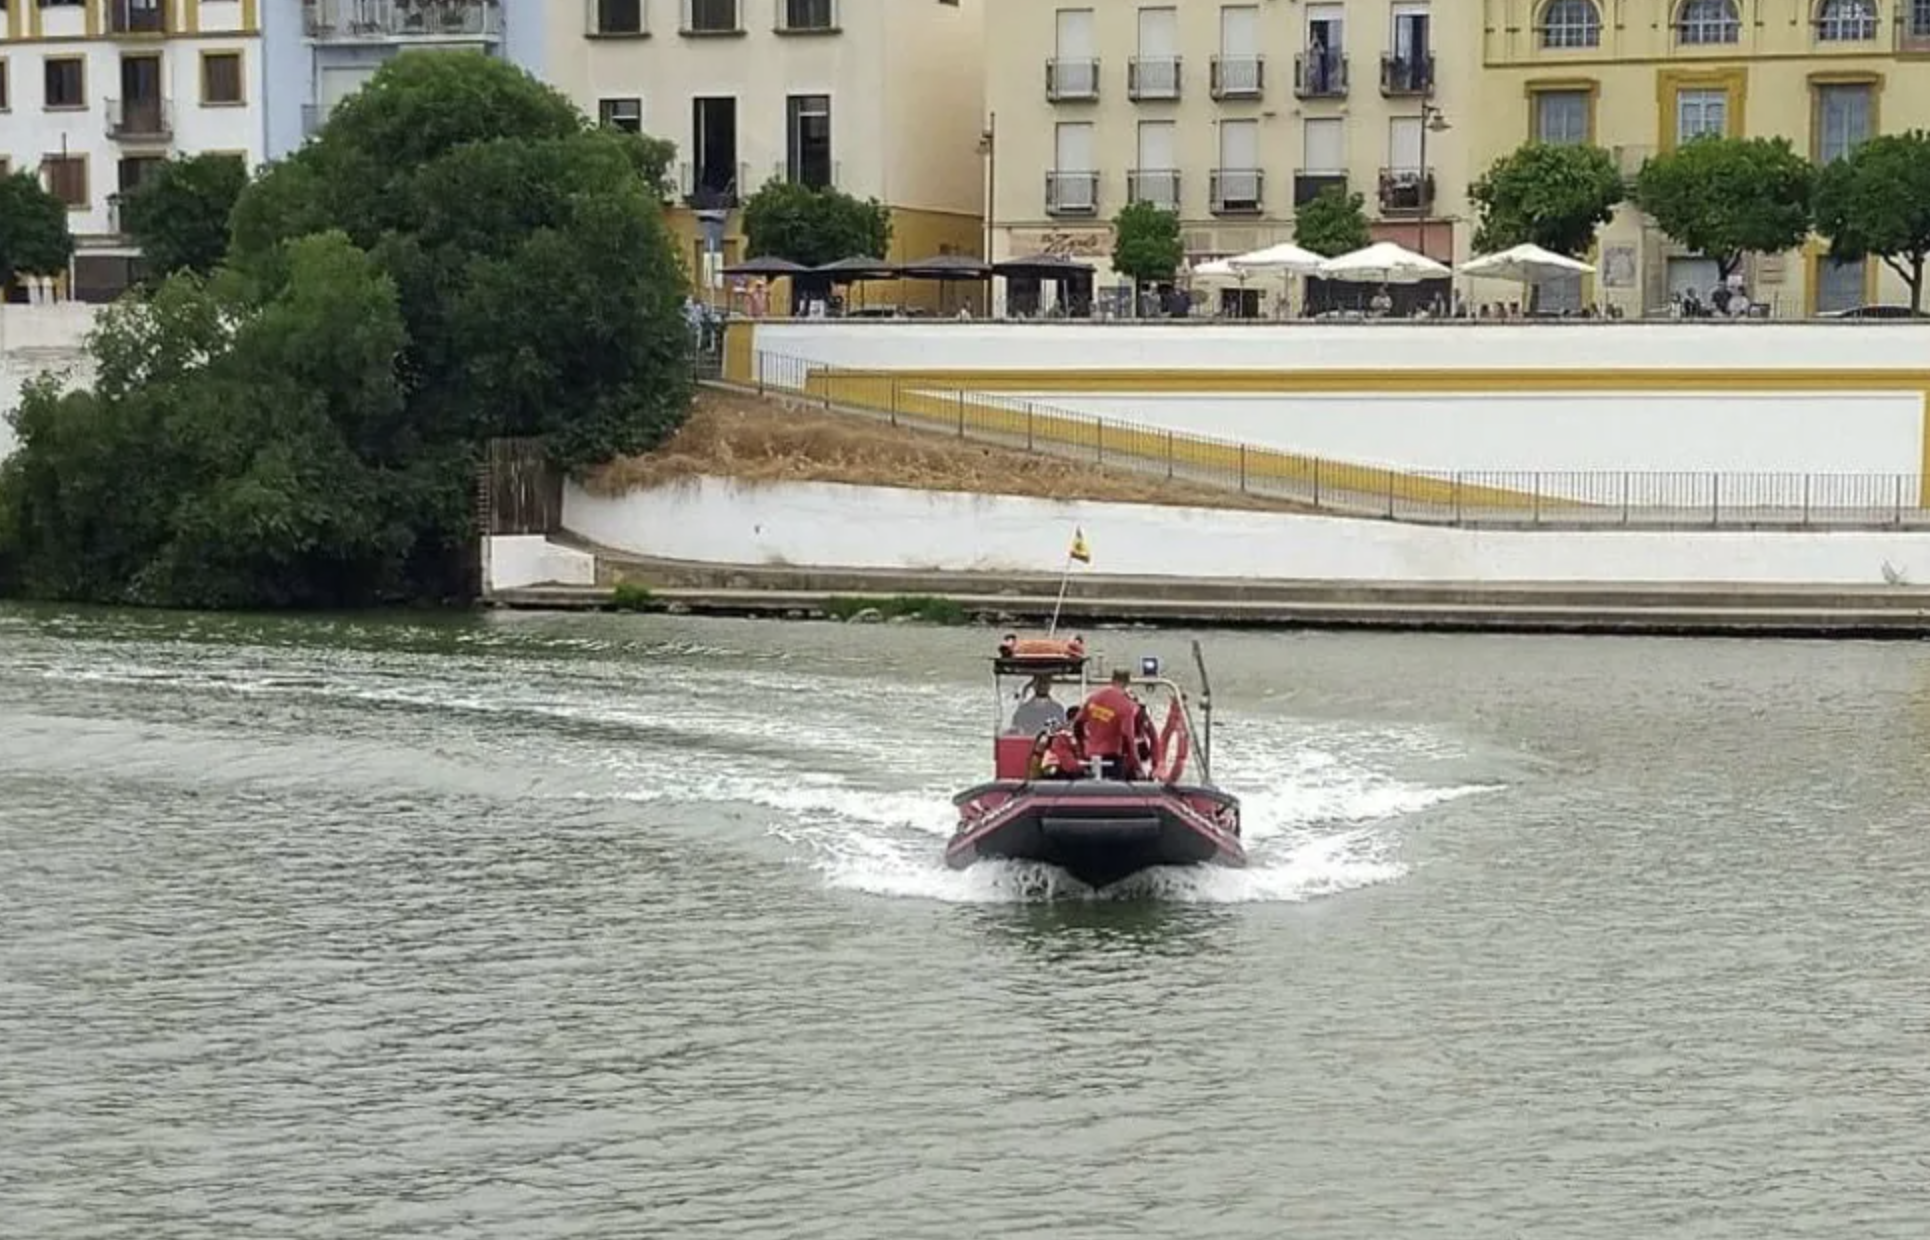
left=562, top=475, right=1930, bottom=587
left=750, top=320, right=1930, bottom=374
left=485, top=535, right=597, bottom=592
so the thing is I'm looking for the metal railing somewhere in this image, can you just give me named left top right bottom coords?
left=1046, top=58, right=1101, bottom=101
left=304, top=0, right=502, bottom=39
left=1127, top=168, right=1180, bottom=210
left=1046, top=171, right=1100, bottom=215
left=1128, top=56, right=1181, bottom=100
left=734, top=350, right=1930, bottom=530
left=1209, top=54, right=1263, bottom=99
left=1294, top=50, right=1348, bottom=98
left=106, top=97, right=172, bottom=141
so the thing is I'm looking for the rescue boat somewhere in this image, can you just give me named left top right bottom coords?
left=945, top=634, right=1246, bottom=890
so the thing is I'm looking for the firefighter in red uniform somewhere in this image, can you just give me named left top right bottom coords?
left=1074, top=668, right=1148, bottom=781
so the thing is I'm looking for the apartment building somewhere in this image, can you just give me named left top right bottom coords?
left=543, top=0, right=985, bottom=307
left=1475, top=0, right=1930, bottom=315
left=1, top=0, right=268, bottom=298
left=266, top=0, right=545, bottom=158
left=985, top=0, right=1472, bottom=302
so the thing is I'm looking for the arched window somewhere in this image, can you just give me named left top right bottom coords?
left=1816, top=0, right=1878, bottom=39
left=1540, top=0, right=1603, bottom=47
left=1676, top=0, right=1741, bottom=43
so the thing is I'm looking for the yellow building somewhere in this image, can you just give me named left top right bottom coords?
left=541, top=0, right=985, bottom=312
left=983, top=0, right=1478, bottom=312
left=1475, top=0, right=1928, bottom=315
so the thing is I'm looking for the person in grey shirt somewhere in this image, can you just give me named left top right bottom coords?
left=1009, top=676, right=1069, bottom=736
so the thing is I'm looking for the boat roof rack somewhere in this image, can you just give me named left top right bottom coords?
left=992, top=635, right=1089, bottom=678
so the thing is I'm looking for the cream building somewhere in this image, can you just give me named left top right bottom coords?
left=983, top=0, right=1474, bottom=311
left=0, top=0, right=267, bottom=299
left=542, top=0, right=985, bottom=309
left=1475, top=0, right=1930, bottom=315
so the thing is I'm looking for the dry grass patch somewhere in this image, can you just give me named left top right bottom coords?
left=582, top=389, right=1317, bottom=513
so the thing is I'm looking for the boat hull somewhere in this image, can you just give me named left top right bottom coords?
left=947, top=780, right=1245, bottom=890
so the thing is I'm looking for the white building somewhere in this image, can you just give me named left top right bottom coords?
left=263, top=0, right=547, bottom=159
left=1, top=0, right=268, bottom=299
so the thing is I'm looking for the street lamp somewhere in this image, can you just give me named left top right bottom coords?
left=1416, top=102, right=1451, bottom=263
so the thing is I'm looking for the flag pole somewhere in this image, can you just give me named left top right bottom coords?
left=1047, top=549, right=1074, bottom=636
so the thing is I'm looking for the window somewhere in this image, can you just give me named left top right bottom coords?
left=1535, top=90, right=1589, bottom=144
left=1303, top=116, right=1344, bottom=173
left=108, top=0, right=167, bottom=35
left=1815, top=0, right=1876, bottom=40
left=780, top=0, right=835, bottom=31
left=0, top=60, right=9, bottom=112
left=44, top=57, right=85, bottom=109
left=684, top=0, right=739, bottom=33
left=1676, top=0, right=1739, bottom=44
left=1132, top=120, right=1177, bottom=208
left=786, top=94, right=832, bottom=189
left=1049, top=121, right=1096, bottom=213
left=599, top=98, right=642, bottom=132
left=1915, top=0, right=1930, bottom=37
left=1540, top=0, right=1601, bottom=48
left=1815, top=83, right=1871, bottom=162
left=1131, top=7, right=1179, bottom=99
left=1815, top=255, right=1864, bottom=313
left=1676, top=88, right=1728, bottom=143
left=594, top=0, right=644, bottom=35
left=1050, top=8, right=1097, bottom=100
left=690, top=96, right=737, bottom=205
left=42, top=155, right=87, bottom=209
left=117, top=154, right=163, bottom=194
left=202, top=52, right=242, bottom=105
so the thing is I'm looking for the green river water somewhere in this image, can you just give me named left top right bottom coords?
left=2, top=604, right=1928, bottom=1238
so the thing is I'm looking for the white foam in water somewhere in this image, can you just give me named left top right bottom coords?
left=761, top=719, right=1503, bottom=906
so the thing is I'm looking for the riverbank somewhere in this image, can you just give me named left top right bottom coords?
left=484, top=560, right=1930, bottom=637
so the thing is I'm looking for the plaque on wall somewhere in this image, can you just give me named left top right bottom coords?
left=1600, top=244, right=1637, bottom=288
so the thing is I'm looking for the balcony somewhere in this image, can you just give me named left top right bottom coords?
left=1209, top=168, right=1263, bottom=215
left=1046, top=171, right=1100, bottom=216
left=1128, top=169, right=1180, bottom=211
left=775, top=0, right=836, bottom=33
left=771, top=158, right=841, bottom=191
left=106, top=0, right=168, bottom=35
left=106, top=97, right=173, bottom=143
left=1046, top=58, right=1100, bottom=102
left=1380, top=52, right=1433, bottom=97
left=1293, top=171, right=1348, bottom=208
left=1377, top=167, right=1435, bottom=215
left=1128, top=56, right=1181, bottom=100
left=303, top=0, right=503, bottom=42
left=681, top=160, right=748, bottom=209
left=1295, top=50, right=1348, bottom=99
left=682, top=0, right=742, bottom=34
left=1209, top=55, right=1263, bottom=99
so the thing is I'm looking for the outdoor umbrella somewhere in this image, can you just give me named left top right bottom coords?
left=1457, top=243, right=1595, bottom=282
left=1228, top=241, right=1326, bottom=317
left=813, top=255, right=900, bottom=281
left=1316, top=241, right=1452, bottom=284
left=721, top=255, right=809, bottom=277
left=899, top=253, right=994, bottom=279
left=991, top=253, right=1095, bottom=278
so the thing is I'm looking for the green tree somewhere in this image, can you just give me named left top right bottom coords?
left=1633, top=135, right=1814, bottom=280
left=741, top=179, right=893, bottom=268
left=0, top=170, right=77, bottom=289
left=1469, top=142, right=1624, bottom=258
left=1813, top=130, right=1930, bottom=313
left=1110, top=200, right=1183, bottom=304
left=1, top=53, right=694, bottom=609
left=2, top=233, right=415, bottom=608
left=119, top=152, right=250, bottom=281
left=1294, top=185, right=1372, bottom=257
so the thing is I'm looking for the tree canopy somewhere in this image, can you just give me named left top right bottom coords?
left=0, top=170, right=76, bottom=288
left=1633, top=136, right=1814, bottom=279
left=0, top=52, right=694, bottom=609
left=1294, top=186, right=1372, bottom=258
left=119, top=153, right=251, bottom=282
left=1470, top=142, right=1624, bottom=258
left=1813, top=130, right=1930, bottom=313
left=741, top=179, right=893, bottom=268
left=1110, top=200, right=1183, bottom=289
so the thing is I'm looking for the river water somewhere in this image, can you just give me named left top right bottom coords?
left=3, top=604, right=1929, bottom=1238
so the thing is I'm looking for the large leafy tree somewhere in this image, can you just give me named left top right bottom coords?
left=0, top=170, right=76, bottom=289
left=741, top=179, right=893, bottom=267
left=1294, top=185, right=1372, bottom=257
left=1633, top=136, right=1814, bottom=280
left=118, top=153, right=250, bottom=281
left=1813, top=130, right=1930, bottom=313
left=1470, top=142, right=1624, bottom=257
left=1110, top=200, right=1183, bottom=302
left=0, top=52, right=694, bottom=609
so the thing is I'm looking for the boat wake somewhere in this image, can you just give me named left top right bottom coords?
left=761, top=719, right=1501, bottom=905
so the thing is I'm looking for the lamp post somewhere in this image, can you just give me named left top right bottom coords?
left=977, top=112, right=996, bottom=314
left=1415, top=101, right=1450, bottom=263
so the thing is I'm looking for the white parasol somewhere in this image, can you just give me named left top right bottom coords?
left=1228, top=242, right=1327, bottom=275
left=1316, top=241, right=1452, bottom=284
left=1457, top=243, right=1596, bottom=282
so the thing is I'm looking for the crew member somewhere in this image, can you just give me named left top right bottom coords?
left=1009, top=676, right=1068, bottom=735
left=1074, top=668, right=1147, bottom=781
